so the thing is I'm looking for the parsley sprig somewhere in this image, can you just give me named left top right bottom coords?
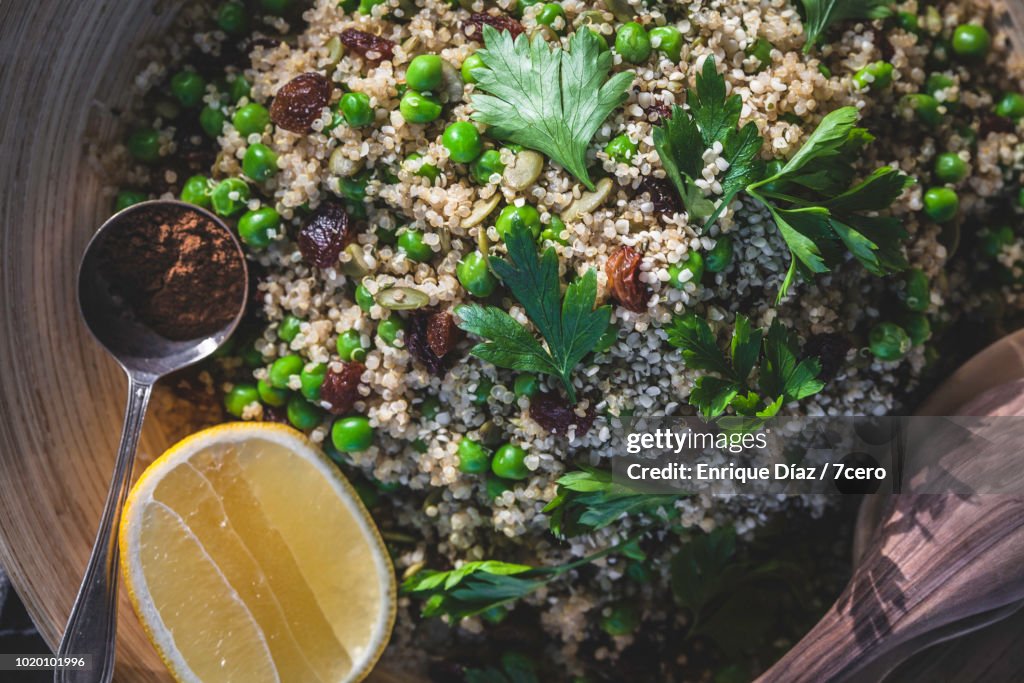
left=666, top=313, right=825, bottom=419
left=798, top=0, right=893, bottom=53
left=456, top=224, right=611, bottom=403
left=745, top=107, right=914, bottom=298
left=653, top=57, right=763, bottom=226
left=653, top=58, right=913, bottom=299
left=403, top=538, right=640, bottom=619
left=469, top=25, right=635, bottom=190
left=544, top=467, right=683, bottom=538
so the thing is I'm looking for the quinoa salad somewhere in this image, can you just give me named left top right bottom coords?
left=95, top=0, right=1024, bottom=678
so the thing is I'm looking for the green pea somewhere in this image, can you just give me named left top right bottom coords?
left=461, top=52, right=486, bottom=84
left=903, top=268, right=930, bottom=312
left=457, top=437, right=490, bottom=474
left=406, top=55, right=444, bottom=92
left=420, top=396, right=440, bottom=420
left=980, top=226, right=1014, bottom=257
left=358, top=0, right=386, bottom=14
left=233, top=103, right=271, bottom=136
left=114, top=190, right=147, bottom=212
left=170, top=70, right=206, bottom=108
left=669, top=252, right=704, bottom=289
left=278, top=314, right=303, bottom=342
left=852, top=61, right=894, bottom=90
left=584, top=27, right=610, bottom=51
left=338, top=172, right=369, bottom=203
left=495, top=204, right=541, bottom=240
left=216, top=1, right=248, bottom=35
left=355, top=283, right=374, bottom=312
left=615, top=22, right=651, bottom=64
left=224, top=384, right=260, bottom=418
left=706, top=235, right=733, bottom=273
left=922, top=187, right=959, bottom=223
left=442, top=122, right=482, bottom=163
left=869, top=322, right=912, bottom=361
left=229, top=75, right=251, bottom=102
left=260, top=0, right=292, bottom=15
left=399, top=91, right=442, bottom=124
left=127, top=128, right=161, bottom=164
left=178, top=175, right=209, bottom=208
left=340, top=92, right=374, bottom=127
left=925, top=73, right=956, bottom=100
left=650, top=26, right=682, bottom=62
left=336, top=329, right=367, bottom=362
left=951, top=24, right=990, bottom=60
left=457, top=251, right=498, bottom=297
left=242, top=143, right=278, bottom=182
left=896, top=11, right=919, bottom=33
left=901, top=94, right=941, bottom=127
left=238, top=207, right=280, bottom=249
left=210, top=178, right=250, bottom=217
left=406, top=152, right=439, bottom=182
left=995, top=92, right=1024, bottom=120
left=300, top=363, right=327, bottom=400
left=397, top=229, right=433, bottom=262
left=486, top=476, right=512, bottom=499
left=257, top=378, right=289, bottom=407
left=541, top=215, right=569, bottom=245
left=378, top=317, right=404, bottom=346
left=594, top=324, right=617, bottom=353
left=287, top=394, right=323, bottom=431
left=513, top=374, right=538, bottom=398
left=491, top=443, right=530, bottom=480
left=600, top=602, right=639, bottom=636
left=199, top=105, right=226, bottom=138
left=473, top=377, right=494, bottom=405
left=604, top=134, right=637, bottom=164
left=745, top=37, right=772, bottom=71
left=269, top=354, right=304, bottom=389
left=899, top=312, right=932, bottom=346
left=332, top=416, right=374, bottom=452
left=469, top=149, right=505, bottom=185
left=536, top=3, right=565, bottom=30
left=934, top=153, right=967, bottom=183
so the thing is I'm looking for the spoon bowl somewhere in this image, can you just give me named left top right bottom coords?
left=58, top=200, right=247, bottom=683
left=76, top=200, right=248, bottom=380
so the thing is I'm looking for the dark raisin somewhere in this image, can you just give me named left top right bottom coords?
left=463, top=12, right=524, bottom=40
left=979, top=112, right=1015, bottom=136
left=638, top=175, right=682, bottom=216
left=340, top=29, right=396, bottom=62
left=802, top=332, right=850, bottom=383
left=406, top=311, right=450, bottom=376
left=529, top=390, right=596, bottom=437
left=298, top=200, right=351, bottom=268
left=269, top=72, right=332, bottom=134
left=426, top=311, right=460, bottom=359
left=320, top=362, right=365, bottom=415
left=606, top=245, right=648, bottom=313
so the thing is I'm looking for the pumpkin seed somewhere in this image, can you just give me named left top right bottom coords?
left=503, top=150, right=544, bottom=190
left=561, top=177, right=614, bottom=223
left=376, top=286, right=431, bottom=310
left=340, top=244, right=370, bottom=277
left=463, top=193, right=502, bottom=228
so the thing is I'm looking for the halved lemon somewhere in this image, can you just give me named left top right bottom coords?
left=119, top=423, right=395, bottom=683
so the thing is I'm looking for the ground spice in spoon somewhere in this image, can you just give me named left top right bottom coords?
left=98, top=206, right=245, bottom=340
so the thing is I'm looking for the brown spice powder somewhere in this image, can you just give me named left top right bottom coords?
left=98, top=207, right=245, bottom=340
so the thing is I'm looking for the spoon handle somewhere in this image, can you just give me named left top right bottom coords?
left=56, top=376, right=153, bottom=683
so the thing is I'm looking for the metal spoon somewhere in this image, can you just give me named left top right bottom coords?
left=58, top=200, right=248, bottom=683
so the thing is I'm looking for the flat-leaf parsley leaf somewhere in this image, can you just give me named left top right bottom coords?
left=469, top=25, right=635, bottom=190
left=457, top=224, right=611, bottom=403
left=798, top=0, right=894, bottom=53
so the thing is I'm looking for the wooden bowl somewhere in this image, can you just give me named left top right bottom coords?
left=1, top=2, right=1023, bottom=682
